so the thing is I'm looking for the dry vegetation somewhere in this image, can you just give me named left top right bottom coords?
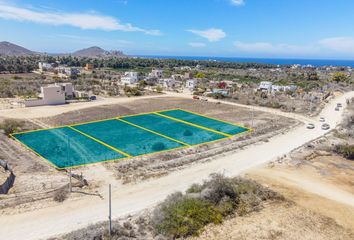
left=0, top=97, right=297, bottom=213
left=52, top=175, right=283, bottom=240
left=38, top=97, right=298, bottom=183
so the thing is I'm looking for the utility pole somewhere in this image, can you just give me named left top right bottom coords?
left=69, top=168, right=72, bottom=193
left=67, top=136, right=72, bottom=193
left=108, top=184, right=112, bottom=236
left=251, top=106, right=254, bottom=128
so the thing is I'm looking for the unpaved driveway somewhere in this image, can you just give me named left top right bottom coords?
left=0, top=91, right=353, bottom=240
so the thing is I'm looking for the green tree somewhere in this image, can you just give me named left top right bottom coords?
left=156, top=85, right=163, bottom=93
left=196, top=72, right=206, bottom=79
left=332, top=72, right=349, bottom=83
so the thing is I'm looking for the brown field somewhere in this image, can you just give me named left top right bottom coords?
left=0, top=97, right=297, bottom=213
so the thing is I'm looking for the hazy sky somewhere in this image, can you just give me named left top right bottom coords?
left=1, top=0, right=354, bottom=59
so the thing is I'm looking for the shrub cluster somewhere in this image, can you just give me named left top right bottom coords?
left=0, top=119, right=24, bottom=136
left=334, top=144, right=354, bottom=160
left=152, top=174, right=282, bottom=238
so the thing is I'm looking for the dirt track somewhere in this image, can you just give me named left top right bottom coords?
left=0, top=91, right=353, bottom=240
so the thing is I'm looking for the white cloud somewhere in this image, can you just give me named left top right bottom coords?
left=0, top=3, right=161, bottom=35
left=319, top=37, right=354, bottom=53
left=233, top=41, right=317, bottom=55
left=188, top=28, right=226, bottom=42
left=188, top=42, right=206, bottom=48
left=230, top=0, right=245, bottom=6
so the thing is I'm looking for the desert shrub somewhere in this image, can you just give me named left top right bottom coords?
left=183, top=129, right=193, bottom=136
left=200, top=174, right=238, bottom=205
left=0, top=119, right=24, bottom=136
left=153, top=197, right=222, bottom=238
left=186, top=183, right=204, bottom=194
left=53, top=187, right=69, bottom=202
left=152, top=175, right=282, bottom=238
left=334, top=144, right=354, bottom=160
left=152, top=142, right=166, bottom=151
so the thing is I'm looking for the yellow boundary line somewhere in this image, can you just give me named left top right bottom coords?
left=116, top=118, right=190, bottom=147
left=9, top=133, right=61, bottom=169
left=158, top=108, right=253, bottom=132
left=68, top=126, right=132, bottom=158
left=154, top=112, right=232, bottom=137
left=10, top=108, right=252, bottom=169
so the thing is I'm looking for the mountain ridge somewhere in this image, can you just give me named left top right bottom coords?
left=0, top=41, right=127, bottom=58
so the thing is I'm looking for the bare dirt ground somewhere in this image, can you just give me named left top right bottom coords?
left=190, top=200, right=354, bottom=240
left=0, top=96, right=297, bottom=214
left=38, top=96, right=298, bottom=184
left=192, top=130, right=354, bottom=240
left=0, top=91, right=352, bottom=240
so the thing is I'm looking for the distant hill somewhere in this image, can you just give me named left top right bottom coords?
left=0, top=42, right=127, bottom=58
left=72, top=46, right=127, bottom=58
left=0, top=41, right=37, bottom=56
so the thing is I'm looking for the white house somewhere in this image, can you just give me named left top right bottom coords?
left=121, top=72, right=139, bottom=85
left=258, top=81, right=297, bottom=93
left=258, top=81, right=273, bottom=92
left=159, top=78, right=176, bottom=88
left=149, top=69, right=163, bottom=78
left=38, top=62, right=55, bottom=72
left=185, top=79, right=198, bottom=90
left=57, top=67, right=80, bottom=78
left=24, top=83, right=74, bottom=107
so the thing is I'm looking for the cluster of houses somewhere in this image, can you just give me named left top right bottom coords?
left=38, top=62, right=93, bottom=78
left=258, top=81, right=297, bottom=93
left=120, top=69, right=199, bottom=90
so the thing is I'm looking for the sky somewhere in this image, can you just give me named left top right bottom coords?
left=1, top=0, right=354, bottom=59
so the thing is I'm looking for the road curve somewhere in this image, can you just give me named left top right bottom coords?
left=1, top=91, right=353, bottom=240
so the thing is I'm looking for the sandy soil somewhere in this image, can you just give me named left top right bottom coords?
left=0, top=95, right=296, bottom=211
left=0, top=91, right=352, bottom=240
left=190, top=200, right=354, bottom=240
left=190, top=139, right=354, bottom=240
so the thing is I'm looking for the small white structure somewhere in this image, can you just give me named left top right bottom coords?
left=258, top=81, right=297, bottom=93
left=24, top=83, right=74, bottom=107
left=159, top=78, right=176, bottom=88
left=258, top=81, right=273, bottom=92
left=149, top=69, right=163, bottom=78
left=38, top=62, right=55, bottom=72
left=121, top=72, right=139, bottom=85
left=57, top=67, right=80, bottom=78
left=185, top=79, right=198, bottom=90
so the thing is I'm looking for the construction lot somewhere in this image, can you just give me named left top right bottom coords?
left=12, top=109, right=249, bottom=168
left=1, top=91, right=353, bottom=240
left=0, top=96, right=297, bottom=213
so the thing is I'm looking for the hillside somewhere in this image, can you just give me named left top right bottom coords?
left=72, top=46, right=126, bottom=58
left=0, top=41, right=37, bottom=56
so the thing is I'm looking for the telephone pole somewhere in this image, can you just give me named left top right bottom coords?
left=108, top=184, right=112, bottom=236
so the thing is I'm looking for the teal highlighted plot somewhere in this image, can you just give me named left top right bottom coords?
left=72, top=119, right=184, bottom=157
left=158, top=109, right=249, bottom=135
left=121, top=113, right=226, bottom=145
left=13, top=127, right=125, bottom=168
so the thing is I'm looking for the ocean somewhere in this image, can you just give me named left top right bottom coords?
left=137, top=55, right=354, bottom=68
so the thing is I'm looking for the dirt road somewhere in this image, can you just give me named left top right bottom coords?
left=1, top=91, right=353, bottom=240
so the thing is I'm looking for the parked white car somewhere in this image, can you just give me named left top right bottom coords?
left=307, top=123, right=315, bottom=129
left=319, top=117, right=325, bottom=122
left=321, top=123, right=330, bottom=130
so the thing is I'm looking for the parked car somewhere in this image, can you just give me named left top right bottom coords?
left=319, top=117, right=325, bottom=122
left=201, top=97, right=208, bottom=102
left=335, top=107, right=340, bottom=111
left=337, top=103, right=342, bottom=108
left=193, top=96, right=200, bottom=100
left=321, top=123, right=330, bottom=130
left=307, top=123, right=315, bottom=129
